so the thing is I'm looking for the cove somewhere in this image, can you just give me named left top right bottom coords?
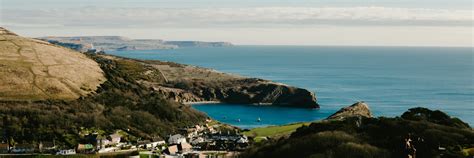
left=192, top=103, right=335, bottom=129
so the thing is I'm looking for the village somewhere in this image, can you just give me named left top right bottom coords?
left=0, top=119, right=249, bottom=157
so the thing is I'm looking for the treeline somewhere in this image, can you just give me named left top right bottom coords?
left=241, top=107, right=473, bottom=158
left=0, top=54, right=207, bottom=148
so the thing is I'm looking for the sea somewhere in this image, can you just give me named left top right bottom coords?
left=109, top=46, right=473, bottom=129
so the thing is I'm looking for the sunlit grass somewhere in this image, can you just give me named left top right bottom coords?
left=243, top=122, right=311, bottom=142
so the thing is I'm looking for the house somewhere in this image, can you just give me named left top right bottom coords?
left=77, top=144, right=94, bottom=153
left=11, top=144, right=35, bottom=153
left=195, top=125, right=203, bottom=132
left=109, top=133, right=121, bottom=144
left=137, top=140, right=166, bottom=149
left=39, top=141, right=56, bottom=152
left=148, top=141, right=166, bottom=149
left=97, top=138, right=111, bottom=149
left=168, top=134, right=187, bottom=145
left=178, top=142, right=192, bottom=153
left=190, top=137, right=205, bottom=145
left=96, top=133, right=121, bottom=149
left=0, top=143, right=9, bottom=153
left=236, top=135, right=249, bottom=144
left=164, top=145, right=178, bottom=155
left=56, top=149, right=76, bottom=155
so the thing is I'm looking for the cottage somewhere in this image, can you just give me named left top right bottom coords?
left=138, top=140, right=166, bottom=149
left=190, top=137, right=205, bottom=145
left=178, top=142, right=193, bottom=153
left=236, top=135, right=249, bottom=144
left=0, top=143, right=9, bottom=153
left=149, top=141, right=166, bottom=149
left=109, top=133, right=121, bottom=144
left=97, top=138, right=111, bottom=149
left=164, top=145, right=178, bottom=155
left=39, top=141, right=56, bottom=152
left=77, top=144, right=94, bottom=153
left=56, top=149, right=76, bottom=155
left=11, top=144, right=35, bottom=153
left=168, top=134, right=187, bottom=145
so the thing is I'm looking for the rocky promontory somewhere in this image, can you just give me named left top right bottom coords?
left=106, top=56, right=319, bottom=108
left=326, top=101, right=372, bottom=120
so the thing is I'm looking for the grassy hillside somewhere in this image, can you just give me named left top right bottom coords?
left=0, top=53, right=207, bottom=148
left=0, top=27, right=105, bottom=101
left=241, top=108, right=473, bottom=158
left=243, top=122, right=311, bottom=142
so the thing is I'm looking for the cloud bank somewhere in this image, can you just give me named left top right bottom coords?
left=3, top=7, right=472, bottom=28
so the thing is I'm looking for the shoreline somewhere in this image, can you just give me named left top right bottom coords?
left=184, top=101, right=222, bottom=105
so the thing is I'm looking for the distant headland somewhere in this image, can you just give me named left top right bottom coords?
left=37, top=36, right=233, bottom=52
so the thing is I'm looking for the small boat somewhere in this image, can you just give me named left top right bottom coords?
left=257, top=117, right=261, bottom=122
left=237, top=119, right=241, bottom=122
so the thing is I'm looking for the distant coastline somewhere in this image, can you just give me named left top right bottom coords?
left=37, top=36, right=233, bottom=52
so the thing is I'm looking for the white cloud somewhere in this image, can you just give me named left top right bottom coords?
left=2, top=6, right=472, bottom=46
left=2, top=7, right=473, bottom=28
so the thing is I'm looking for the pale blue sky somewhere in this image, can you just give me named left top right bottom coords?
left=1, top=0, right=472, bottom=46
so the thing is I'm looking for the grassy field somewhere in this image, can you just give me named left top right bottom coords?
left=243, top=122, right=311, bottom=142
left=463, top=148, right=474, bottom=157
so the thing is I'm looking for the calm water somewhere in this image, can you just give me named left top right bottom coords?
left=109, top=46, right=474, bottom=128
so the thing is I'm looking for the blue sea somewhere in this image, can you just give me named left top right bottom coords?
left=109, top=46, right=474, bottom=128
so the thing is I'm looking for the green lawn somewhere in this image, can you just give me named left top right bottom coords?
left=243, top=122, right=311, bottom=142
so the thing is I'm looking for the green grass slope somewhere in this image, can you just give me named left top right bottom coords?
left=242, top=108, right=473, bottom=158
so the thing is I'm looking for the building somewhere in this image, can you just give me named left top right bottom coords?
left=164, top=145, right=178, bottom=155
left=56, top=149, right=76, bottom=155
left=109, top=133, right=121, bottom=144
left=77, top=144, right=94, bottom=153
left=39, top=141, right=56, bottom=152
left=236, top=135, right=249, bottom=144
left=137, top=140, right=166, bottom=149
left=190, top=137, right=205, bottom=145
left=168, top=134, right=187, bottom=145
left=178, top=142, right=193, bottom=153
left=11, top=144, right=35, bottom=153
left=0, top=143, right=9, bottom=153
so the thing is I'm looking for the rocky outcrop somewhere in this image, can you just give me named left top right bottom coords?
left=326, top=102, right=372, bottom=120
left=178, top=78, right=319, bottom=108
left=38, top=36, right=233, bottom=52
left=0, top=27, right=106, bottom=101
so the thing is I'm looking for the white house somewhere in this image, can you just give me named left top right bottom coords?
left=236, top=135, right=249, bottom=144
left=56, top=149, right=76, bottom=155
left=190, top=137, right=204, bottom=145
left=168, top=134, right=187, bottom=145
left=109, top=133, right=121, bottom=144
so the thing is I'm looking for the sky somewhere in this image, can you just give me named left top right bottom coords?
left=1, top=0, right=473, bottom=46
